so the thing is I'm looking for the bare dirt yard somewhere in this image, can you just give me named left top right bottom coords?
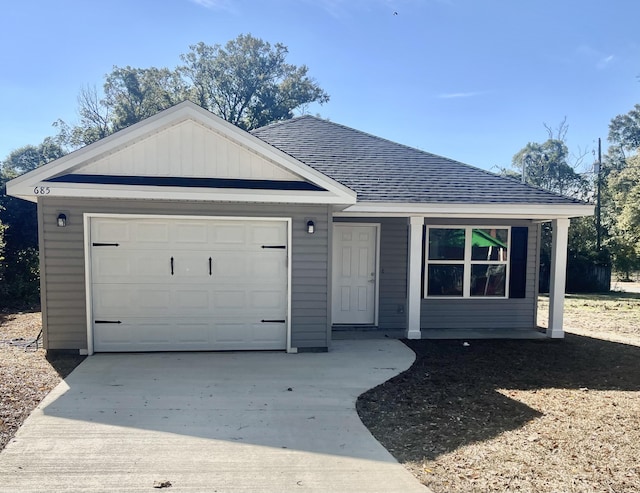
left=1, top=294, right=639, bottom=493
left=0, top=312, right=84, bottom=451
left=358, top=291, right=640, bottom=493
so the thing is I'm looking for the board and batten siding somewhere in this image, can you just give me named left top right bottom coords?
left=77, top=119, right=302, bottom=182
left=421, top=219, right=539, bottom=330
left=39, top=196, right=331, bottom=351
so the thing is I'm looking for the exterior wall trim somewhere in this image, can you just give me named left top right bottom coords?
left=406, top=217, right=423, bottom=339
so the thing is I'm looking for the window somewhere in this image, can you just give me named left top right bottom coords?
left=425, top=226, right=510, bottom=298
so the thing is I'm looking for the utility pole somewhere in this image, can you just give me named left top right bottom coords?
left=596, top=138, right=602, bottom=251
left=522, top=154, right=529, bottom=184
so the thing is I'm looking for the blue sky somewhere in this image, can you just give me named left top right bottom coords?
left=1, top=0, right=638, bottom=172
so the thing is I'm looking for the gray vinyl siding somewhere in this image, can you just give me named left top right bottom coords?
left=39, top=197, right=330, bottom=351
left=377, top=219, right=409, bottom=328
left=336, top=217, right=539, bottom=331
left=421, top=220, right=539, bottom=330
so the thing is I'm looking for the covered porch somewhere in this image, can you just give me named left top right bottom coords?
left=331, top=214, right=573, bottom=340
left=405, top=216, right=570, bottom=340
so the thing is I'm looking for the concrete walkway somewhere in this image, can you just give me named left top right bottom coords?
left=0, top=340, right=431, bottom=493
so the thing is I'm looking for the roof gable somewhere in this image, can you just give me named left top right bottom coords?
left=75, top=119, right=301, bottom=181
left=7, top=102, right=356, bottom=205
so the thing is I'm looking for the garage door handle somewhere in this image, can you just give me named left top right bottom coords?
left=209, top=257, right=212, bottom=276
left=95, top=320, right=122, bottom=324
left=170, top=256, right=174, bottom=275
left=261, top=319, right=286, bottom=323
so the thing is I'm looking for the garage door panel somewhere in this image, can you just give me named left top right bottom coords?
left=134, top=223, right=170, bottom=244
left=212, top=290, right=246, bottom=309
left=91, top=217, right=288, bottom=352
left=92, top=220, right=132, bottom=243
left=173, top=255, right=211, bottom=280
left=250, top=290, right=286, bottom=309
left=174, top=222, right=209, bottom=247
left=93, top=285, right=172, bottom=317
left=174, top=289, right=210, bottom=310
left=214, top=322, right=247, bottom=344
left=210, top=252, right=286, bottom=282
left=250, top=223, right=287, bottom=246
left=94, top=322, right=135, bottom=347
left=173, top=322, right=210, bottom=345
left=137, top=322, right=172, bottom=344
left=211, top=224, right=247, bottom=245
left=93, top=250, right=170, bottom=283
left=248, top=255, right=286, bottom=281
left=251, top=322, right=287, bottom=345
left=214, top=321, right=285, bottom=350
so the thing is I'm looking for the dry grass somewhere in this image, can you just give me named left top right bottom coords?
left=358, top=291, right=640, bottom=493
left=0, top=312, right=84, bottom=451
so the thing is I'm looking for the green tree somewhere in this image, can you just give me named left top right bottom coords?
left=511, top=140, right=588, bottom=199
left=104, top=66, right=188, bottom=131
left=601, top=104, right=640, bottom=278
left=57, top=34, right=330, bottom=149
left=0, top=139, right=66, bottom=308
left=1, top=138, right=65, bottom=177
left=54, top=85, right=113, bottom=148
left=603, top=151, right=640, bottom=278
left=608, top=103, right=640, bottom=152
left=507, top=122, right=605, bottom=292
left=179, top=35, right=329, bottom=130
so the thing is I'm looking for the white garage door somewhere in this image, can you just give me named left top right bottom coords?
left=90, top=216, right=289, bottom=352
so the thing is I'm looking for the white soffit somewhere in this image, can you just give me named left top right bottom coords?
left=334, top=202, right=595, bottom=219
left=6, top=102, right=356, bottom=204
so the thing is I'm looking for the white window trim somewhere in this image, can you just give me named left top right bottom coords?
left=424, top=225, right=511, bottom=299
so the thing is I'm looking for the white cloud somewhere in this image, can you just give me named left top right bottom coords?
left=438, top=91, right=483, bottom=99
left=597, top=54, right=614, bottom=70
left=190, top=0, right=236, bottom=12
left=577, top=45, right=615, bottom=70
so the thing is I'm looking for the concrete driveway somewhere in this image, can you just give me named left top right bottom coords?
left=0, top=340, right=431, bottom=493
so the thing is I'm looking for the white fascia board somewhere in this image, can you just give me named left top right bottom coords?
left=6, top=101, right=356, bottom=204
left=14, top=182, right=355, bottom=205
left=335, top=202, right=595, bottom=219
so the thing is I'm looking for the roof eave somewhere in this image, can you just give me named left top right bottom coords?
left=7, top=182, right=356, bottom=205
left=334, top=202, right=594, bottom=220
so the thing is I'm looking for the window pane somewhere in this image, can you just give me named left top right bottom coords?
left=471, top=228, right=509, bottom=261
left=428, top=228, right=465, bottom=260
left=470, top=264, right=506, bottom=296
left=428, top=265, right=464, bottom=296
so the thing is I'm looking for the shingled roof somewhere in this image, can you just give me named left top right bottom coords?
left=251, top=116, right=585, bottom=205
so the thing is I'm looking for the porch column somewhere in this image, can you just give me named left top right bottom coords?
left=406, top=216, right=423, bottom=339
left=548, top=218, right=569, bottom=338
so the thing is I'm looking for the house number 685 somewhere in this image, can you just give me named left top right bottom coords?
left=33, top=186, right=51, bottom=195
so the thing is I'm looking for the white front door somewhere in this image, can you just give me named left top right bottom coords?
left=90, top=216, right=289, bottom=352
left=331, top=224, right=378, bottom=325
